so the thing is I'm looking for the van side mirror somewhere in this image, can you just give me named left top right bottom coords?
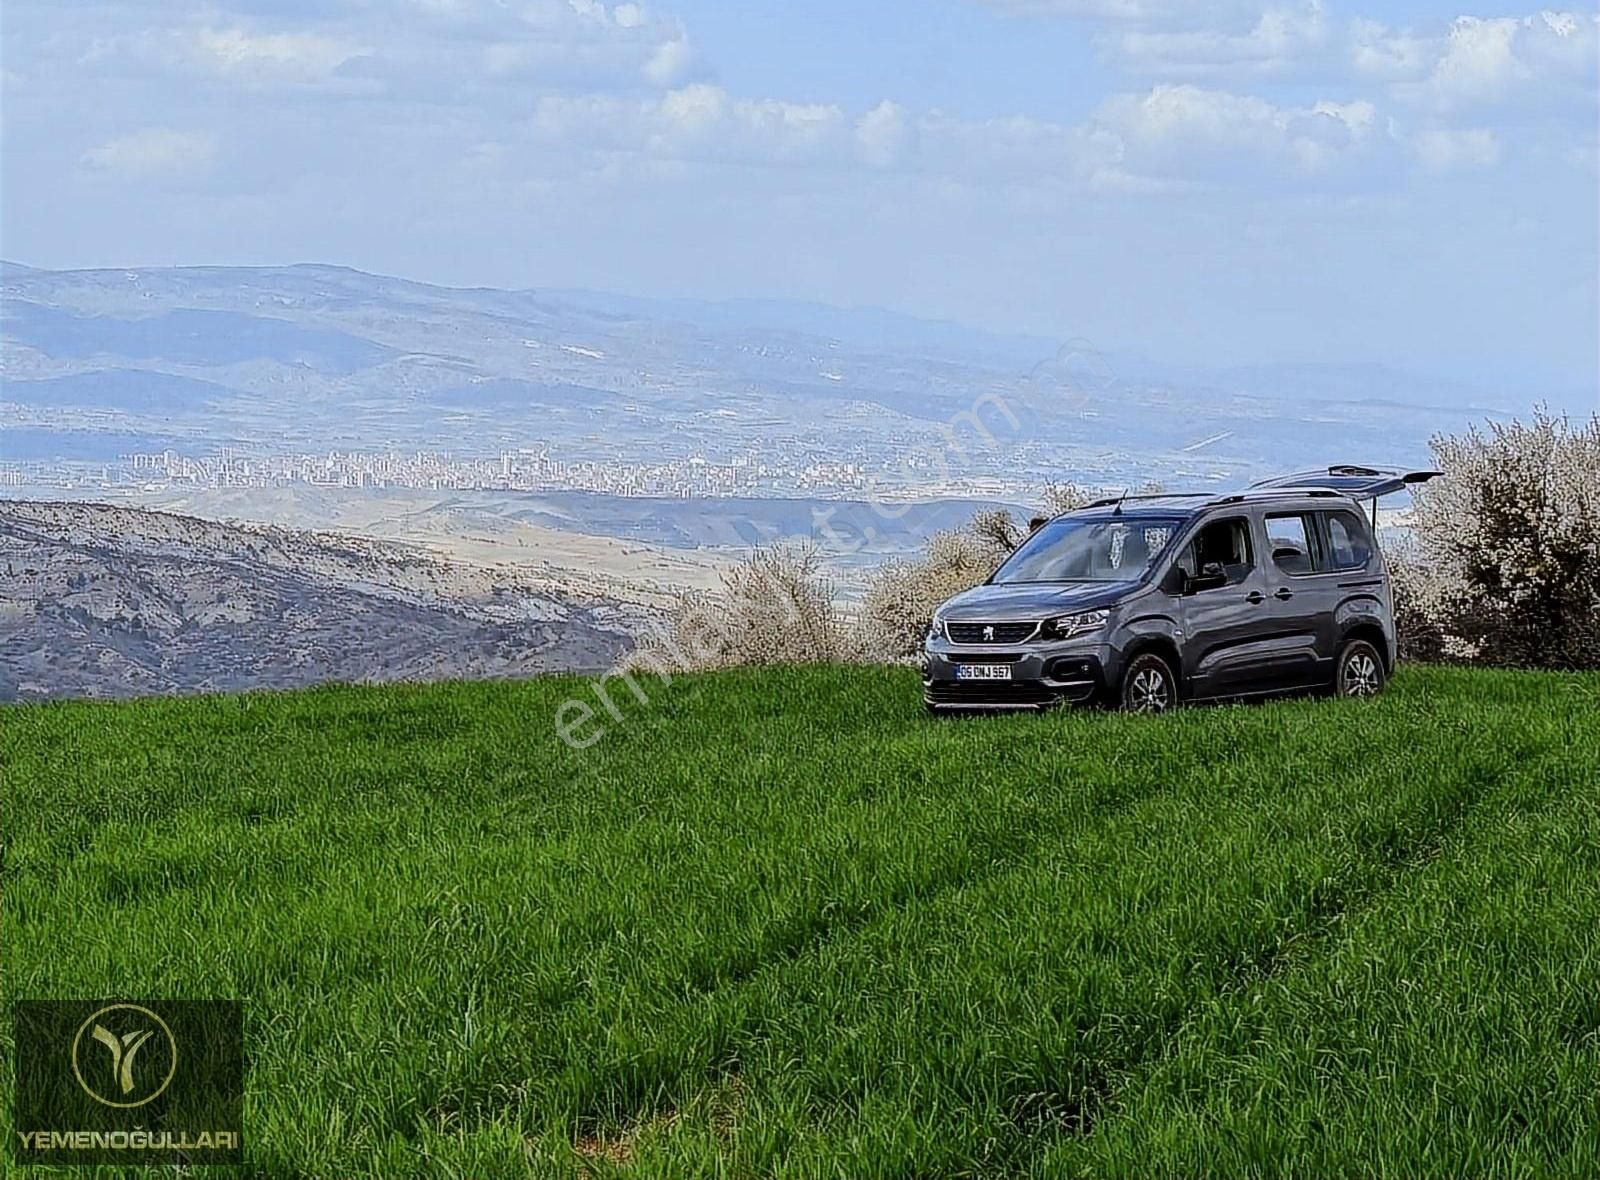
left=1160, top=565, right=1187, bottom=596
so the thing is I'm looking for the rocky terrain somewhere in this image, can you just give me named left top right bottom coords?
left=0, top=500, right=639, bottom=701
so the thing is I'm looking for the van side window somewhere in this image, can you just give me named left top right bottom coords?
left=1183, top=517, right=1254, bottom=587
left=1266, top=513, right=1315, bottom=574
left=1322, top=510, right=1372, bottom=570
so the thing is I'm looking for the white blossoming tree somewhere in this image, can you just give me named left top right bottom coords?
left=1394, top=410, right=1600, bottom=669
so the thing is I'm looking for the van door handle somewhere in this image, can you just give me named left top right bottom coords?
left=1274, top=588, right=1295, bottom=600
left=1245, top=591, right=1266, bottom=604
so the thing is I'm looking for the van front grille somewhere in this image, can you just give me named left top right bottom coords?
left=946, top=620, right=1038, bottom=645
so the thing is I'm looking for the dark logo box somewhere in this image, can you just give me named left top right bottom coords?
left=12, top=1000, right=243, bottom=1166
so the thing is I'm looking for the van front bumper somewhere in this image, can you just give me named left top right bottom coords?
left=920, top=642, right=1112, bottom=710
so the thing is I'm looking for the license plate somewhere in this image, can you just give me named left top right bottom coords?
left=955, top=664, right=1012, bottom=681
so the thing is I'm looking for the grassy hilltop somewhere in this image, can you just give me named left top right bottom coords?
left=4, top=666, right=1598, bottom=1177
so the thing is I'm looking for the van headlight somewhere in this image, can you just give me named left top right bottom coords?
left=1042, top=610, right=1108, bottom=640
left=927, top=613, right=946, bottom=641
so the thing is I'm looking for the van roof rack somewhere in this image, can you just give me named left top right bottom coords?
left=1078, top=492, right=1213, bottom=510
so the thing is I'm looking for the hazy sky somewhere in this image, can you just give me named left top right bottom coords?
left=2, top=1, right=1597, bottom=394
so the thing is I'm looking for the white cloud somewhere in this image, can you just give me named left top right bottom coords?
left=191, top=27, right=361, bottom=81
left=72, top=0, right=699, bottom=98
left=643, top=31, right=695, bottom=85
left=734, top=97, right=844, bottom=154
left=36, top=0, right=1599, bottom=205
left=987, top=0, right=1598, bottom=118
left=530, top=77, right=1404, bottom=190
left=1091, top=84, right=1381, bottom=180
left=1411, top=124, right=1502, bottom=170
left=534, top=84, right=847, bottom=166
left=855, top=100, right=910, bottom=167
left=972, top=0, right=1256, bottom=20
left=1112, top=2, right=1327, bottom=74
left=80, top=127, right=216, bottom=176
left=1430, top=16, right=1533, bottom=102
left=1357, top=10, right=1599, bottom=109
left=1350, top=18, right=1432, bottom=80
left=655, top=82, right=731, bottom=138
left=517, top=57, right=1579, bottom=196
left=534, top=85, right=1078, bottom=180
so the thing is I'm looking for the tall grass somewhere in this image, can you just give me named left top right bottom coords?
left=3, top=666, right=1596, bottom=1177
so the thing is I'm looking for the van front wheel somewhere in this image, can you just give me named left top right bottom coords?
left=1120, top=652, right=1177, bottom=713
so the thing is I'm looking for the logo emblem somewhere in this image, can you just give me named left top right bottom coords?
left=982, top=624, right=995, bottom=641
left=71, top=1004, right=177, bottom=1108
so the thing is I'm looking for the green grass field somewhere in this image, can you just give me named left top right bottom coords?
left=4, top=665, right=1598, bottom=1178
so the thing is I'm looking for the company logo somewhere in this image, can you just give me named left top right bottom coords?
left=71, top=1004, right=177, bottom=1108
left=983, top=624, right=995, bottom=641
left=13, top=999, right=242, bottom=1165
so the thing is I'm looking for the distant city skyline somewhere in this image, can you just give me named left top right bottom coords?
left=3, top=0, right=1597, bottom=396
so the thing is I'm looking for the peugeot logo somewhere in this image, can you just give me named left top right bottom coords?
left=982, top=624, right=995, bottom=641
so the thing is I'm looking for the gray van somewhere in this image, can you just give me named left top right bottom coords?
left=922, top=465, right=1438, bottom=712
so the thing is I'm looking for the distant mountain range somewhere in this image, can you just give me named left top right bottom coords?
left=0, top=259, right=1567, bottom=485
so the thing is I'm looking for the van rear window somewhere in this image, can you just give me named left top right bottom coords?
left=1268, top=509, right=1374, bottom=574
left=1322, top=510, right=1372, bottom=570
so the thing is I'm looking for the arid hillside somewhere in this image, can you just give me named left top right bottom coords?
left=0, top=500, right=640, bottom=700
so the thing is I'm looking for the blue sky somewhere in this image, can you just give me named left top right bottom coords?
left=1, top=0, right=1596, bottom=395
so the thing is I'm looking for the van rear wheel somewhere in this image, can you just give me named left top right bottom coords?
left=1120, top=652, right=1177, bottom=713
left=1335, top=638, right=1386, bottom=698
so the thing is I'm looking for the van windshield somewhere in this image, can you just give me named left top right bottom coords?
left=991, top=515, right=1185, bottom=584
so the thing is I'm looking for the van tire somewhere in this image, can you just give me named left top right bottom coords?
left=1335, top=638, right=1386, bottom=698
left=1120, top=651, right=1177, bottom=713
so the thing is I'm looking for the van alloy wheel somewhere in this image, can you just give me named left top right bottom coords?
left=1121, top=653, right=1176, bottom=713
left=1336, top=639, right=1386, bottom=698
